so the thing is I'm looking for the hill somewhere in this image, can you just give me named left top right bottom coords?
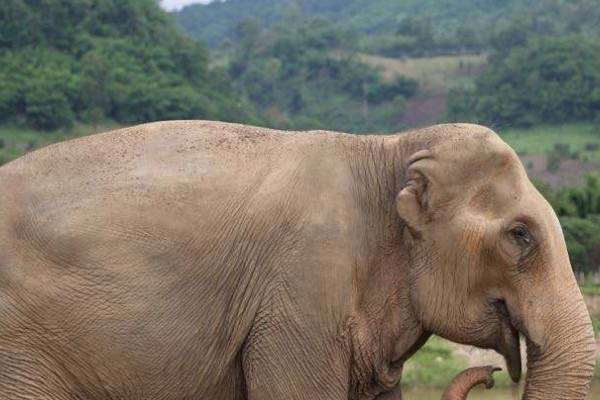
left=174, top=0, right=520, bottom=47
left=220, top=19, right=419, bottom=133
left=0, top=0, right=261, bottom=130
left=174, top=0, right=600, bottom=49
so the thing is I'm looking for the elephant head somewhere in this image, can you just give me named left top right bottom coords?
left=396, top=126, right=596, bottom=399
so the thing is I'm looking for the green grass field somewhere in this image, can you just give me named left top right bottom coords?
left=500, top=123, right=600, bottom=161
left=402, top=336, right=466, bottom=388
left=402, top=336, right=514, bottom=388
left=582, top=282, right=600, bottom=296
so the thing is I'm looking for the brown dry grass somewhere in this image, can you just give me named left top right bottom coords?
left=357, top=53, right=487, bottom=92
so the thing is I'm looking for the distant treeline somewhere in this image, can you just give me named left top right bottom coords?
left=175, top=0, right=600, bottom=54
left=174, top=0, right=600, bottom=130
left=1, top=0, right=600, bottom=132
left=0, top=0, right=263, bottom=130
left=0, top=0, right=419, bottom=133
left=226, top=18, right=418, bottom=133
left=447, top=34, right=600, bottom=128
left=537, top=175, right=600, bottom=275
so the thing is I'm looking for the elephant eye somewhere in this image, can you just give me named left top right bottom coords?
left=510, top=224, right=532, bottom=246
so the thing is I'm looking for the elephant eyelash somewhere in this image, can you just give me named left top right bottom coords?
left=505, top=223, right=538, bottom=270
left=509, top=224, right=533, bottom=247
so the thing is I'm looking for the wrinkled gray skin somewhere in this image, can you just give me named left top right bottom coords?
left=0, top=121, right=594, bottom=400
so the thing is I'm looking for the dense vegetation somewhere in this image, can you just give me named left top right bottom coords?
left=176, top=0, right=600, bottom=131
left=0, top=0, right=261, bottom=130
left=362, top=0, right=600, bottom=58
left=536, top=175, right=600, bottom=275
left=175, top=0, right=600, bottom=54
left=448, top=34, right=600, bottom=128
left=226, top=18, right=417, bottom=132
left=175, top=0, right=563, bottom=48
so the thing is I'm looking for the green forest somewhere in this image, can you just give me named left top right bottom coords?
left=0, top=0, right=263, bottom=130
left=175, top=0, right=600, bottom=50
left=0, top=0, right=599, bottom=278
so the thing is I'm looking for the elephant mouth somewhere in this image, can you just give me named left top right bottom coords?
left=493, top=299, right=522, bottom=383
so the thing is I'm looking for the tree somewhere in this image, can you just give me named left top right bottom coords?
left=535, top=176, right=600, bottom=275
left=448, top=35, right=600, bottom=127
left=227, top=17, right=418, bottom=133
left=0, top=0, right=259, bottom=130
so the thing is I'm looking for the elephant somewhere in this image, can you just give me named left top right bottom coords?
left=0, top=121, right=594, bottom=400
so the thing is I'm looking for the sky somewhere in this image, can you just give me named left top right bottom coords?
left=160, top=0, right=214, bottom=11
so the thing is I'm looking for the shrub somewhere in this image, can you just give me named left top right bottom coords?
left=553, top=143, right=571, bottom=158
left=24, top=89, right=74, bottom=130
left=546, top=152, right=561, bottom=173
left=585, top=142, right=599, bottom=152
left=448, top=35, right=600, bottom=128
left=0, top=0, right=256, bottom=130
left=536, top=175, right=600, bottom=275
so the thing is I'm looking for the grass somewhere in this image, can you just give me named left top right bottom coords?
left=357, top=53, right=487, bottom=91
left=592, top=316, right=600, bottom=335
left=402, top=336, right=467, bottom=388
left=402, top=336, right=514, bottom=389
left=581, top=282, right=600, bottom=296
left=406, top=331, right=599, bottom=387
left=500, top=123, right=600, bottom=162
left=402, top=336, right=512, bottom=388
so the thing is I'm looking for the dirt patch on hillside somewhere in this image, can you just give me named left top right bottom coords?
left=357, top=52, right=487, bottom=127
left=400, top=92, right=446, bottom=127
left=521, top=154, right=600, bottom=188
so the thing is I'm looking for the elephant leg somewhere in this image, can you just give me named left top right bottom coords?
left=242, top=322, right=348, bottom=400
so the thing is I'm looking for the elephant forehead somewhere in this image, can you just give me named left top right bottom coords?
left=468, top=172, right=528, bottom=214
left=431, top=135, right=522, bottom=186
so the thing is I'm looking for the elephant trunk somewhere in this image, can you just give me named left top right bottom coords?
left=521, top=286, right=596, bottom=400
left=441, top=366, right=500, bottom=400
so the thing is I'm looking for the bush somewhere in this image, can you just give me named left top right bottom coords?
left=553, top=143, right=572, bottom=158
left=446, top=86, right=478, bottom=123
left=448, top=35, right=600, bottom=128
left=0, top=0, right=258, bottom=130
left=536, top=175, right=600, bottom=275
left=546, top=143, right=578, bottom=172
left=24, top=89, right=74, bottom=130
left=585, top=142, right=599, bottom=152
left=546, top=153, right=561, bottom=172
left=561, top=216, right=600, bottom=275
left=228, top=17, right=418, bottom=133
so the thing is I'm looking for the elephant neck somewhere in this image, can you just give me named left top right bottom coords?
left=342, top=127, right=456, bottom=243
left=343, top=133, right=432, bottom=398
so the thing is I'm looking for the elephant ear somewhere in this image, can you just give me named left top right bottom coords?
left=396, top=149, right=435, bottom=233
